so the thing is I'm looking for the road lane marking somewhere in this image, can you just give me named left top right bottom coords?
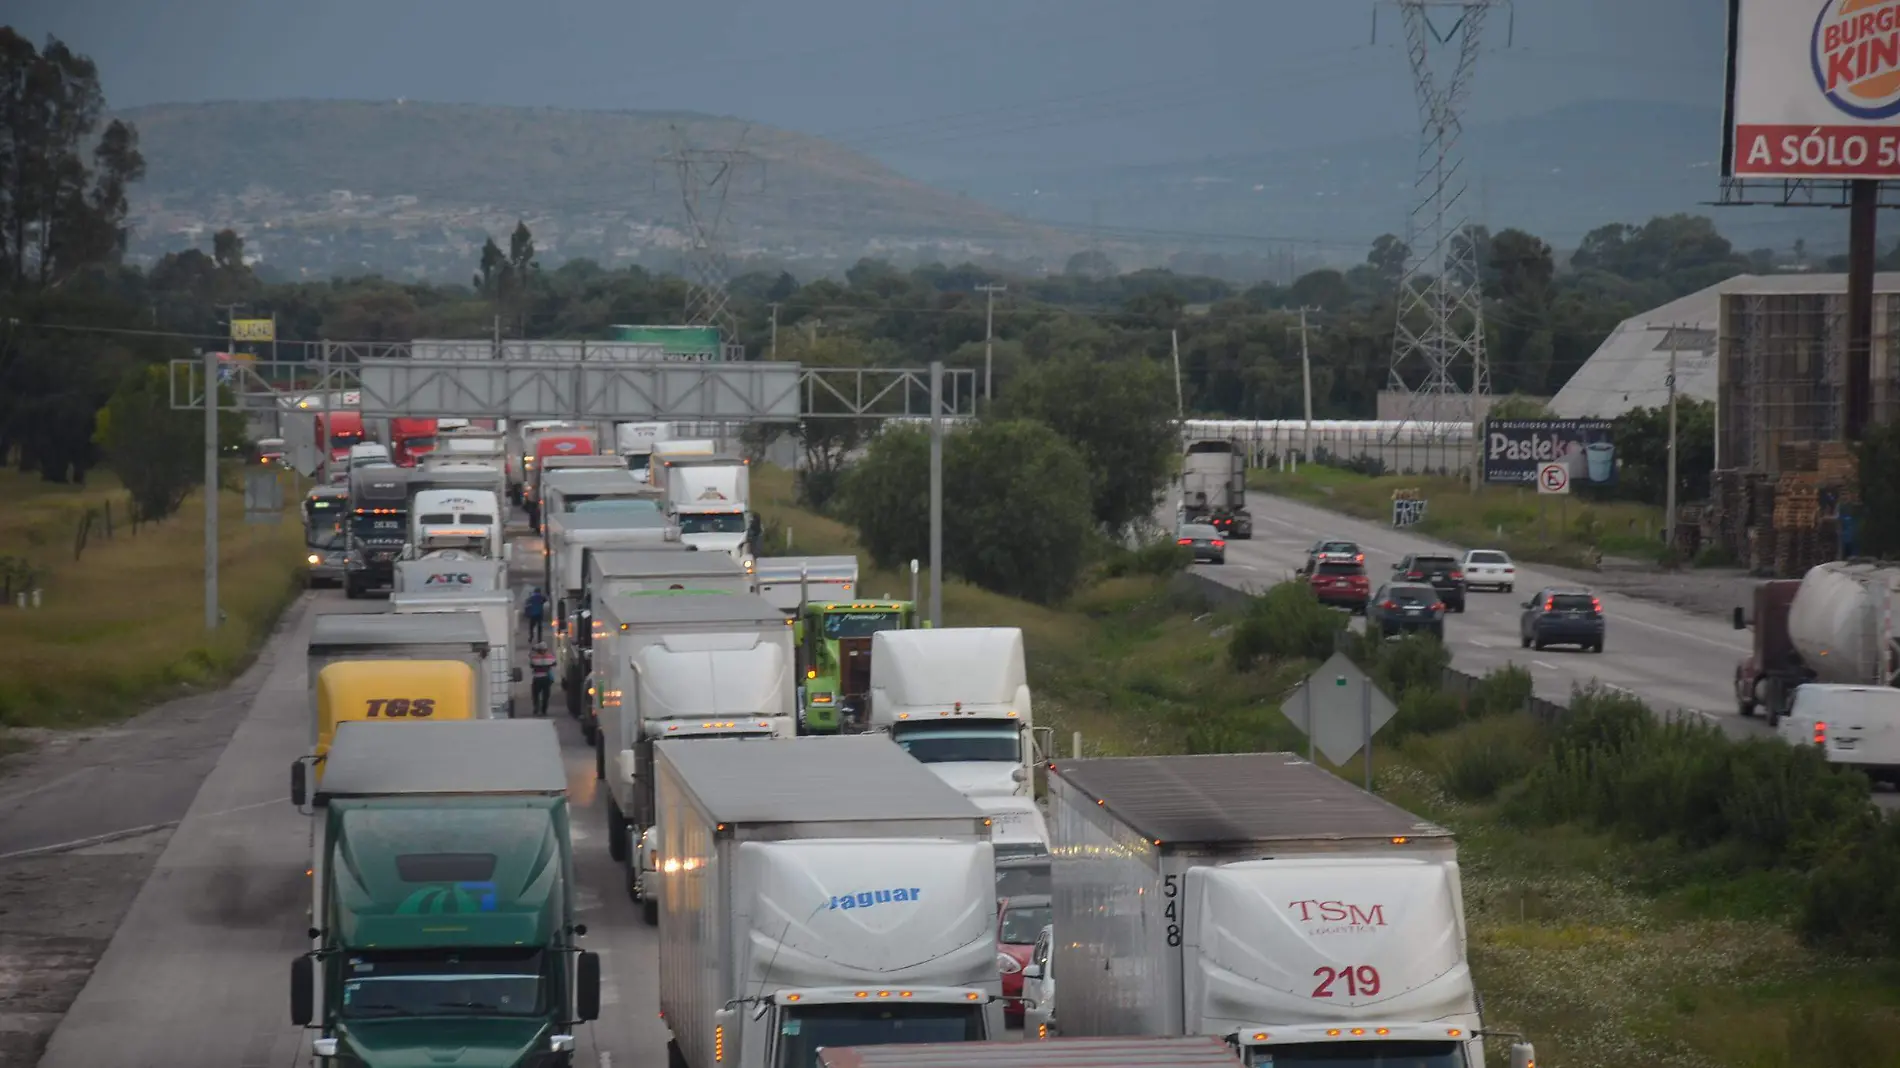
left=1532, top=660, right=1557, bottom=669
left=0, top=820, right=179, bottom=862
left=1468, top=639, right=1491, bottom=648
left=1613, top=612, right=1748, bottom=651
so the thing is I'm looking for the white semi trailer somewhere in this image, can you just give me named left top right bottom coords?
left=1045, top=752, right=1534, bottom=1068
left=656, top=735, right=1005, bottom=1068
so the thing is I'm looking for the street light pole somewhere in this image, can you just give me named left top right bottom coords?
left=929, top=359, right=944, bottom=627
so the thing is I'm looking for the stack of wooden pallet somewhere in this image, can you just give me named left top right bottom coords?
left=1779, top=440, right=1821, bottom=475
left=1818, top=441, right=1858, bottom=502
left=1770, top=474, right=1821, bottom=577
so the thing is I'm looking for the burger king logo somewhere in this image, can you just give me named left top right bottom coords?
left=1812, top=0, right=1900, bottom=119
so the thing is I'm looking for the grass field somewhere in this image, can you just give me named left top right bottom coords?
left=0, top=468, right=308, bottom=734
left=756, top=466, right=1900, bottom=1068
left=1248, top=464, right=1671, bottom=567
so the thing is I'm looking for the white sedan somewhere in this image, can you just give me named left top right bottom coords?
left=1461, top=549, right=1516, bottom=592
left=1022, top=923, right=1057, bottom=1038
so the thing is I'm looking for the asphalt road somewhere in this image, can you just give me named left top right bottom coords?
left=34, top=534, right=669, bottom=1068
left=1184, top=491, right=1761, bottom=737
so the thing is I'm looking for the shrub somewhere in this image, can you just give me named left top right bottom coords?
left=1800, top=817, right=1900, bottom=955
left=1228, top=582, right=1346, bottom=670
left=1507, top=684, right=1875, bottom=875
left=1466, top=663, right=1533, bottom=719
left=1433, top=714, right=1546, bottom=802
left=1101, top=538, right=1192, bottom=579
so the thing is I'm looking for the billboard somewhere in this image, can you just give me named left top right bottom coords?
left=1481, top=419, right=1617, bottom=487
left=1724, top=0, right=1900, bottom=179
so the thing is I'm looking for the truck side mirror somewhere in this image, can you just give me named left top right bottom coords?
left=290, top=956, right=315, bottom=1026
left=290, top=761, right=308, bottom=808
left=1509, top=1042, right=1536, bottom=1068
left=1022, top=963, right=1043, bottom=980
left=1732, top=606, right=1747, bottom=631
left=575, top=950, right=601, bottom=1022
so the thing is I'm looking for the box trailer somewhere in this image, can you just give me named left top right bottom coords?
left=391, top=588, right=522, bottom=717
left=1046, top=753, right=1534, bottom=1068
left=816, top=1036, right=1244, bottom=1068
left=655, top=736, right=1004, bottom=1068
left=305, top=612, right=494, bottom=723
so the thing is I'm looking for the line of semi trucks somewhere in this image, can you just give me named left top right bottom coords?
left=284, top=417, right=1536, bottom=1068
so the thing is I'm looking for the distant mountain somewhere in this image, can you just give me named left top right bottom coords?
left=115, top=100, right=1077, bottom=280
left=954, top=99, right=1842, bottom=260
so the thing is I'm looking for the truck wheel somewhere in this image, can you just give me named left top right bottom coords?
left=606, top=800, right=627, bottom=861
left=582, top=719, right=598, bottom=746
left=668, top=1039, right=688, bottom=1068
left=344, top=577, right=361, bottom=600
left=594, top=737, right=606, bottom=780
left=645, top=899, right=660, bottom=928
left=1738, top=694, right=1757, bottom=717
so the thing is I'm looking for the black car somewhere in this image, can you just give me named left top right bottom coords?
left=1369, top=582, right=1446, bottom=640
left=1521, top=588, right=1605, bottom=652
left=1176, top=523, right=1226, bottom=564
left=1392, top=553, right=1466, bottom=612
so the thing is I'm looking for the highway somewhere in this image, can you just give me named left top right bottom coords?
left=1180, top=490, right=1761, bottom=738
left=34, top=531, right=670, bottom=1068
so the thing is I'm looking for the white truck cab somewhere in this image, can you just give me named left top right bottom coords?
left=870, top=628, right=1047, bottom=800
left=346, top=442, right=391, bottom=470
left=660, top=456, right=752, bottom=565
left=409, top=488, right=502, bottom=558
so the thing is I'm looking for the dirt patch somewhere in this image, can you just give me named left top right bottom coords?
left=0, top=829, right=173, bottom=1067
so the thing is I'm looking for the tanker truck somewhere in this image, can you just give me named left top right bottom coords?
left=1733, top=561, right=1900, bottom=724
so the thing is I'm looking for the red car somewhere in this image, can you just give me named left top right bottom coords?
left=1306, top=559, right=1371, bottom=614
left=996, top=893, right=1051, bottom=1023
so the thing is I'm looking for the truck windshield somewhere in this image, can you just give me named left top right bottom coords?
left=821, top=611, right=904, bottom=639
left=337, top=948, right=546, bottom=1019
left=995, top=860, right=1051, bottom=897
left=330, top=432, right=362, bottom=450
left=678, top=512, right=746, bottom=535
left=307, top=522, right=346, bottom=551
left=774, top=1003, right=983, bottom=1068
left=402, top=436, right=438, bottom=451
left=893, top=726, right=1019, bottom=764
left=1247, top=1041, right=1464, bottom=1068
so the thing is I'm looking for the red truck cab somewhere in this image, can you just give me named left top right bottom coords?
left=1734, top=579, right=1805, bottom=720
left=317, top=411, right=365, bottom=470
left=389, top=417, right=439, bottom=468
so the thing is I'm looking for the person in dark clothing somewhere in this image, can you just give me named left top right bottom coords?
left=528, top=642, right=556, bottom=717
left=524, top=587, right=548, bottom=642
left=747, top=512, right=763, bottom=558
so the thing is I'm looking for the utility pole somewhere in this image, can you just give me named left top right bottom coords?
left=1170, top=329, right=1184, bottom=417
left=768, top=302, right=780, bottom=361
left=1289, top=307, right=1318, bottom=461
left=977, top=284, right=1006, bottom=406
left=203, top=345, right=220, bottom=632
left=1647, top=323, right=1683, bottom=554
left=928, top=359, right=945, bottom=627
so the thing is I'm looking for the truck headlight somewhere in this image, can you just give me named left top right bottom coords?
left=307, top=554, right=321, bottom=565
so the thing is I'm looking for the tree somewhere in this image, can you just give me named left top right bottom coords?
left=1064, top=250, right=1118, bottom=279
left=212, top=228, right=245, bottom=270
left=1856, top=420, right=1900, bottom=558
left=0, top=31, right=145, bottom=290
left=838, top=425, right=931, bottom=570
left=92, top=364, right=243, bottom=521
left=1004, top=355, right=1177, bottom=534
left=942, top=420, right=1094, bottom=604
left=1367, top=234, right=1410, bottom=286
left=779, top=333, right=894, bottom=509
left=838, top=420, right=1094, bottom=604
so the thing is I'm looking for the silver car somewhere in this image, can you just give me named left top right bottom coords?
left=1022, top=923, right=1056, bottom=1038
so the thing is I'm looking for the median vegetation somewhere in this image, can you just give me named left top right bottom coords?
left=757, top=465, right=1900, bottom=1067
left=0, top=470, right=306, bottom=736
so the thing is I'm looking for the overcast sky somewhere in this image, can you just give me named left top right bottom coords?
left=7, top=0, right=1724, bottom=180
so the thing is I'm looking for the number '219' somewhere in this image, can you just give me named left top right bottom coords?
left=1311, top=965, right=1381, bottom=998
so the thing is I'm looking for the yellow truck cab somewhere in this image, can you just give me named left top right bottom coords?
left=312, top=659, right=476, bottom=780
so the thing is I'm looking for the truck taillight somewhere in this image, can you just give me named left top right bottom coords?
left=1814, top=720, right=1827, bottom=746
left=714, top=1025, right=725, bottom=1062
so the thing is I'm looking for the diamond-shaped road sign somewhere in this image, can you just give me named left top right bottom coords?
left=1282, top=651, right=1400, bottom=766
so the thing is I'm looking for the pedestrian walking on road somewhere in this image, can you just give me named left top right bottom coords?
left=524, top=586, right=548, bottom=642
left=529, top=642, right=556, bottom=717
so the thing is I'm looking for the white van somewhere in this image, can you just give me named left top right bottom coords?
left=1780, top=683, right=1900, bottom=782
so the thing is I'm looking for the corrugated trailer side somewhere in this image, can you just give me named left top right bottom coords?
left=656, top=740, right=728, bottom=1068
left=817, top=1036, right=1243, bottom=1068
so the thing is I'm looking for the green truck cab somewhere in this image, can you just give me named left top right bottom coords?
left=289, top=719, right=600, bottom=1068
left=794, top=599, right=919, bottom=733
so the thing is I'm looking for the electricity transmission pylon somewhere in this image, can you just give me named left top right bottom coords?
left=1385, top=0, right=1507, bottom=429
left=661, top=125, right=759, bottom=338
